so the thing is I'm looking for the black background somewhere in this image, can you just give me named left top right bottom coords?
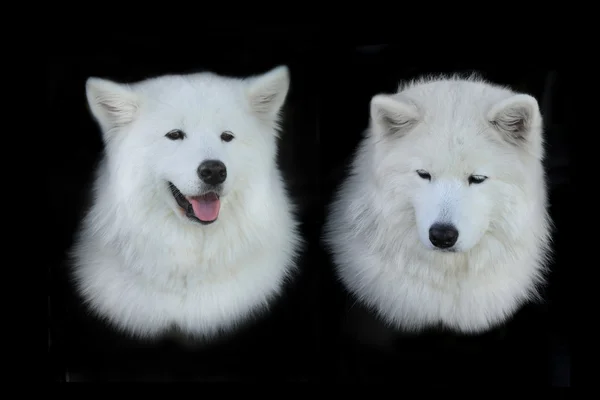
left=46, top=33, right=571, bottom=384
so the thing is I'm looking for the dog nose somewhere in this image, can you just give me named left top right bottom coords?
left=429, top=223, right=459, bottom=249
left=197, top=160, right=227, bottom=185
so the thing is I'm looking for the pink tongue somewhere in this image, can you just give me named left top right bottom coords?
left=189, top=195, right=220, bottom=222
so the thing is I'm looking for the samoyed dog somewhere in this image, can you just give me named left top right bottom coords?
left=70, top=66, right=302, bottom=340
left=323, top=75, right=552, bottom=334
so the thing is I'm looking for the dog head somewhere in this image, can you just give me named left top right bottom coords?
left=369, top=77, right=544, bottom=253
left=85, top=66, right=290, bottom=225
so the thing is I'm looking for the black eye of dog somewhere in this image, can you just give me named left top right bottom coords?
left=468, top=175, right=488, bottom=185
left=221, top=131, right=234, bottom=142
left=165, top=129, right=185, bottom=140
left=416, top=170, right=431, bottom=181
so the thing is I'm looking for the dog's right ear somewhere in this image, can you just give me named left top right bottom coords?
left=246, top=65, right=290, bottom=127
left=487, top=94, right=544, bottom=159
left=86, top=77, right=139, bottom=139
left=370, top=95, right=420, bottom=138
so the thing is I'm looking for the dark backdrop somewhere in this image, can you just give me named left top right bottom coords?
left=46, top=36, right=570, bottom=384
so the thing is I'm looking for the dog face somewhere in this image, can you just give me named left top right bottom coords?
left=369, top=79, right=543, bottom=253
left=85, top=66, right=290, bottom=225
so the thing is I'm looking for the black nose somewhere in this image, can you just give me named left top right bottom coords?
left=429, top=223, right=459, bottom=249
left=197, top=160, right=227, bottom=185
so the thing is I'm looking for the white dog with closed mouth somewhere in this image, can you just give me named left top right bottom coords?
left=70, top=66, right=302, bottom=340
left=323, top=75, right=553, bottom=334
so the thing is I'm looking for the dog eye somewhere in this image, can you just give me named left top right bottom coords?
left=468, top=175, right=488, bottom=185
left=220, top=131, right=234, bottom=142
left=165, top=129, right=185, bottom=140
left=416, top=170, right=431, bottom=181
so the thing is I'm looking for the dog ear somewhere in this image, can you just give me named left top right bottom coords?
left=370, top=95, right=420, bottom=138
left=487, top=94, right=544, bottom=157
left=86, top=77, right=140, bottom=140
left=246, top=65, right=290, bottom=125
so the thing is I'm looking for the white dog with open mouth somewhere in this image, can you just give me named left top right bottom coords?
left=70, top=66, right=302, bottom=340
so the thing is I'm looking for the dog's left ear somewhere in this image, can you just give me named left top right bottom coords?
left=487, top=94, right=544, bottom=158
left=86, top=77, right=140, bottom=142
left=370, top=94, right=421, bottom=138
left=246, top=65, right=290, bottom=125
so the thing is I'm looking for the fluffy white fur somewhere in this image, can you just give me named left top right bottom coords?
left=70, top=66, right=302, bottom=340
left=323, top=75, right=552, bottom=334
